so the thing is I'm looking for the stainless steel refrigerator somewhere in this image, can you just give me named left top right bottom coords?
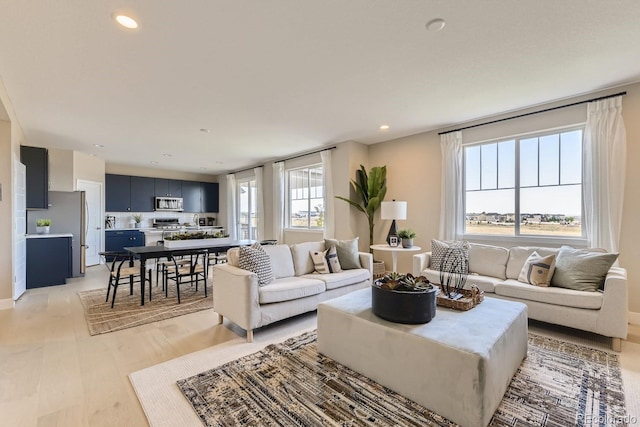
left=27, top=191, right=86, bottom=277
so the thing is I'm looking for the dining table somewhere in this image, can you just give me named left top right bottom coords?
left=124, top=239, right=255, bottom=305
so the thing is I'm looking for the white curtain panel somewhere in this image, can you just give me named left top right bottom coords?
left=226, top=174, right=237, bottom=240
left=439, top=131, right=464, bottom=241
left=272, top=162, right=285, bottom=243
left=583, top=96, right=627, bottom=253
left=254, top=167, right=264, bottom=241
left=321, top=150, right=335, bottom=239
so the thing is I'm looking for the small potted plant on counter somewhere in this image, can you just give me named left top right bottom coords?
left=398, top=228, right=416, bottom=248
left=372, top=272, right=438, bottom=323
left=36, top=218, right=51, bottom=234
left=132, top=213, right=143, bottom=228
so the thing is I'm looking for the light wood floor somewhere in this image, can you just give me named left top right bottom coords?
left=1, top=266, right=639, bottom=426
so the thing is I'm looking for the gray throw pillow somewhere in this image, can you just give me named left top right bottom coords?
left=430, top=239, right=470, bottom=274
left=238, top=244, right=274, bottom=286
left=550, top=246, right=618, bottom=292
left=324, top=237, right=361, bottom=269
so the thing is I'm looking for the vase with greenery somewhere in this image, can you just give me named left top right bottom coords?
left=398, top=228, right=416, bottom=248
left=335, top=165, right=387, bottom=252
left=36, top=218, right=51, bottom=234
left=132, top=213, right=143, bottom=228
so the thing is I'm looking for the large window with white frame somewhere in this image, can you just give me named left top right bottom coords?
left=237, top=178, right=257, bottom=239
left=287, top=165, right=324, bottom=229
left=464, top=127, right=583, bottom=237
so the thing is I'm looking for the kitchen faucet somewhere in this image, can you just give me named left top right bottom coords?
left=193, top=213, right=200, bottom=227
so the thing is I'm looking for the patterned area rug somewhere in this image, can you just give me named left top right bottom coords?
left=178, top=331, right=627, bottom=426
left=78, top=283, right=212, bottom=335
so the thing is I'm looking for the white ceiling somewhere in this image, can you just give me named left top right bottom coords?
left=1, top=1, right=640, bottom=175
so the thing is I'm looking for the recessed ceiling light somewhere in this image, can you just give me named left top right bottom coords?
left=215, top=161, right=224, bottom=165
left=88, top=153, right=96, bottom=157
left=150, top=161, right=159, bottom=164
left=199, top=167, right=207, bottom=170
left=379, top=125, right=390, bottom=130
left=200, top=128, right=211, bottom=133
left=114, top=14, right=138, bottom=29
left=163, top=153, right=172, bottom=157
left=426, top=18, right=446, bottom=32
left=93, top=144, right=104, bottom=148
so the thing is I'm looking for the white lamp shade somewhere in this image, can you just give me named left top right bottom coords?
left=381, top=201, right=407, bottom=220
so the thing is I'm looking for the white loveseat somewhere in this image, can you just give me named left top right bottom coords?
left=413, top=243, right=628, bottom=350
left=213, top=241, right=373, bottom=342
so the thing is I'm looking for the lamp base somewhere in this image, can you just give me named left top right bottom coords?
left=386, top=220, right=398, bottom=245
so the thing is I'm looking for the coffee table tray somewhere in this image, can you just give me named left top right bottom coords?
left=436, top=284, right=484, bottom=311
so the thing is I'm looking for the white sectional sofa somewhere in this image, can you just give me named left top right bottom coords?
left=213, top=241, right=372, bottom=342
left=413, top=243, right=628, bottom=350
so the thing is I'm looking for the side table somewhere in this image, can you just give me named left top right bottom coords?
left=370, top=244, right=422, bottom=273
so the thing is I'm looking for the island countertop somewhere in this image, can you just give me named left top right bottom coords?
left=26, top=233, right=73, bottom=239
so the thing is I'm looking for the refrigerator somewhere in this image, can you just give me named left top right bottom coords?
left=27, top=191, right=86, bottom=277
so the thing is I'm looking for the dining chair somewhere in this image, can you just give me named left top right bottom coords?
left=101, top=251, right=153, bottom=308
left=163, top=249, right=209, bottom=303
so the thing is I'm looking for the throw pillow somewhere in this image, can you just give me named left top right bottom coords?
left=430, top=239, right=470, bottom=274
left=238, top=244, right=274, bottom=286
left=324, top=238, right=361, bottom=269
left=310, top=250, right=330, bottom=274
left=518, top=251, right=556, bottom=287
left=550, top=246, right=618, bottom=292
left=325, top=245, right=342, bottom=273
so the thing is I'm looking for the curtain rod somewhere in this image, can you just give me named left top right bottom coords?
left=438, top=91, right=627, bottom=136
left=231, top=164, right=264, bottom=175
left=229, top=146, right=337, bottom=175
left=277, top=146, right=337, bottom=163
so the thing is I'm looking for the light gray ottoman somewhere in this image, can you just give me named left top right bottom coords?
left=317, top=288, right=528, bottom=427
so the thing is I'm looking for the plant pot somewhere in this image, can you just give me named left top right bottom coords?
left=401, top=238, right=413, bottom=248
left=36, top=226, right=50, bottom=234
left=371, top=282, right=438, bottom=324
left=135, top=222, right=141, bottom=228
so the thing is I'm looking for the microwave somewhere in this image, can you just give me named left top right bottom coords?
left=155, top=196, right=184, bottom=211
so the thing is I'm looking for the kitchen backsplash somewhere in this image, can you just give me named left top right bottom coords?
left=105, top=211, right=217, bottom=229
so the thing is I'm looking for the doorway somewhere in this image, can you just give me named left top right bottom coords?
left=77, top=180, right=103, bottom=266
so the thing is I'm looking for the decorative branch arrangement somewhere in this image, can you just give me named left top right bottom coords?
left=439, top=247, right=469, bottom=300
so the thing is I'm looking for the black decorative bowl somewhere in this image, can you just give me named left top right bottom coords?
left=371, top=281, right=438, bottom=324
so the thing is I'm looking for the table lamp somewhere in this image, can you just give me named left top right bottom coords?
left=381, top=200, right=407, bottom=245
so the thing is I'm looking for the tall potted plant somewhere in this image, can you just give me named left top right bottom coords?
left=335, top=165, right=387, bottom=252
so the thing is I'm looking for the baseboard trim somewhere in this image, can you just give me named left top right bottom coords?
left=629, top=311, right=640, bottom=326
left=0, top=298, right=15, bottom=310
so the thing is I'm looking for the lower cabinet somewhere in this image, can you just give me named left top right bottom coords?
left=26, top=237, right=72, bottom=288
left=105, top=230, right=146, bottom=253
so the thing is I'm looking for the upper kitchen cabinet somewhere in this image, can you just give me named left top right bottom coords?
left=105, top=174, right=131, bottom=211
left=181, top=180, right=201, bottom=213
left=201, top=182, right=219, bottom=213
left=130, top=176, right=155, bottom=212
left=20, top=145, right=49, bottom=209
left=154, top=178, right=182, bottom=197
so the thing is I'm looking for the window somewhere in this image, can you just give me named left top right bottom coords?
left=287, top=165, right=324, bottom=229
left=237, top=178, right=257, bottom=239
left=464, top=128, right=583, bottom=237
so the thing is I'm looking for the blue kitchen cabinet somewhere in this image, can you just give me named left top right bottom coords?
left=106, top=174, right=131, bottom=212
left=182, top=180, right=201, bottom=213
left=26, top=237, right=72, bottom=288
left=130, top=176, right=155, bottom=212
left=201, top=182, right=219, bottom=213
left=105, top=230, right=145, bottom=258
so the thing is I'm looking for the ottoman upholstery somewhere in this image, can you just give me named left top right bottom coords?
left=318, top=288, right=528, bottom=427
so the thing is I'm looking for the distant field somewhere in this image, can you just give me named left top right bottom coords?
left=466, top=223, right=582, bottom=236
